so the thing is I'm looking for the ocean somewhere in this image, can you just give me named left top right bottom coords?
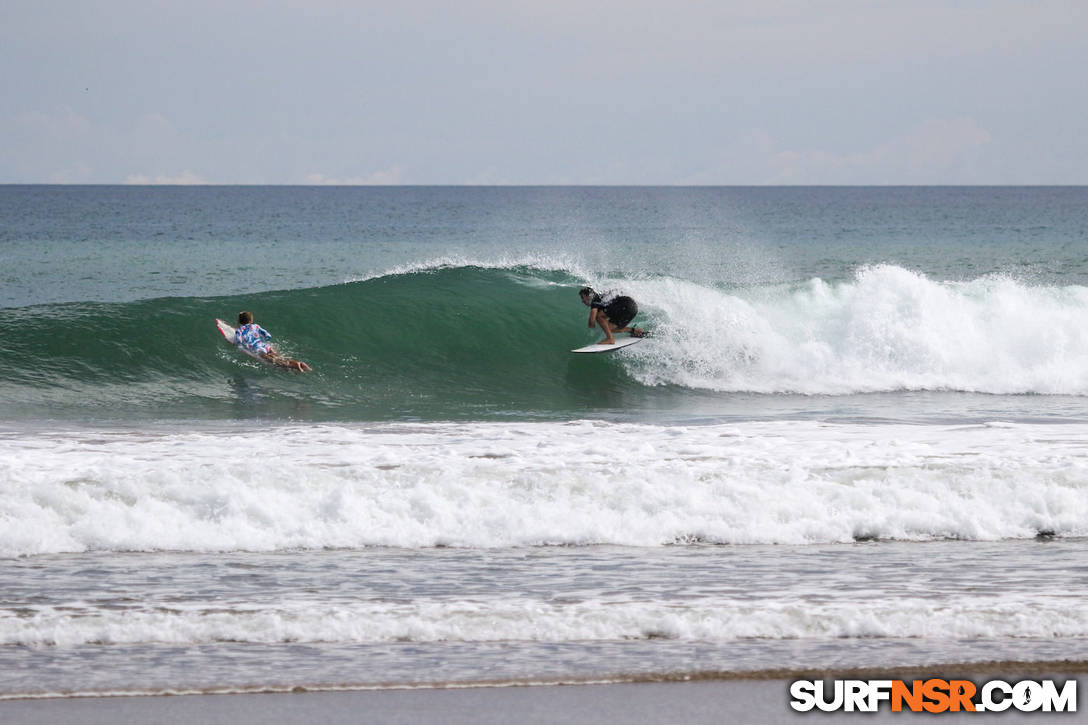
left=1, top=185, right=1087, bottom=699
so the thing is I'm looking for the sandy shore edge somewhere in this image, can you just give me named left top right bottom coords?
left=2, top=662, right=1085, bottom=725
left=4, top=658, right=1086, bottom=700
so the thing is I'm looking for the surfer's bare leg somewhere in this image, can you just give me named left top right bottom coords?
left=597, top=318, right=617, bottom=344
left=262, top=352, right=312, bottom=372
left=599, top=318, right=646, bottom=343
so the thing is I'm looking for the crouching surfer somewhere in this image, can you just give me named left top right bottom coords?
left=235, top=311, right=312, bottom=372
left=579, top=287, right=647, bottom=344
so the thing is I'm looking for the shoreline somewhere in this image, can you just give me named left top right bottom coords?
left=4, top=659, right=1086, bottom=701
left=2, top=670, right=1085, bottom=725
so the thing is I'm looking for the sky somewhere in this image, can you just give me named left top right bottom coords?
left=2, top=0, right=1086, bottom=185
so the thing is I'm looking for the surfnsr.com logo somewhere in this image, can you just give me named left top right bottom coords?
left=790, top=678, right=1077, bottom=713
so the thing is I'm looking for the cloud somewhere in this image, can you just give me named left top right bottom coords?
left=123, top=170, right=209, bottom=185
left=304, top=167, right=404, bottom=185
left=3, top=3, right=1082, bottom=184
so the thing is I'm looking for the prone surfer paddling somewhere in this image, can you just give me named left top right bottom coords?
left=234, top=311, right=312, bottom=372
left=579, top=287, right=647, bottom=345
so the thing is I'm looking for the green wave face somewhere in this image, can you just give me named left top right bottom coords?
left=0, top=266, right=641, bottom=422
left=8, top=261, right=1088, bottom=423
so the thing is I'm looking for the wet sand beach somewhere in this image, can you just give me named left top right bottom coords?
left=3, top=668, right=1085, bottom=725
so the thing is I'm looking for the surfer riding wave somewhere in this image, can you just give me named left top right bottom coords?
left=579, top=287, right=647, bottom=345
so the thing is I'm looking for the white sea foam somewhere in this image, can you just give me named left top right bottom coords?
left=609, top=265, right=1088, bottom=395
left=2, top=420, right=1087, bottom=556
left=6, top=595, right=1087, bottom=648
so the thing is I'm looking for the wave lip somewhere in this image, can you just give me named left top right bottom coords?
left=3, top=420, right=1086, bottom=556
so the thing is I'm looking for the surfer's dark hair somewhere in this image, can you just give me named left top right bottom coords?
left=238, top=311, right=253, bottom=325
left=579, top=287, right=599, bottom=301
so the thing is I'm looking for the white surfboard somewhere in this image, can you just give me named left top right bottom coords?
left=216, top=318, right=237, bottom=343
left=571, top=337, right=644, bottom=354
left=216, top=318, right=264, bottom=361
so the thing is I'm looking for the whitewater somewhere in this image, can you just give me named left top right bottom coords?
left=2, top=420, right=1086, bottom=557
left=2, top=185, right=1088, bottom=699
left=623, top=264, right=1088, bottom=395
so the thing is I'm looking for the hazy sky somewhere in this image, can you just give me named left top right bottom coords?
left=3, top=0, right=1085, bottom=184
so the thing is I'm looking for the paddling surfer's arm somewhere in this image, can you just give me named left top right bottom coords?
left=588, top=308, right=599, bottom=328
